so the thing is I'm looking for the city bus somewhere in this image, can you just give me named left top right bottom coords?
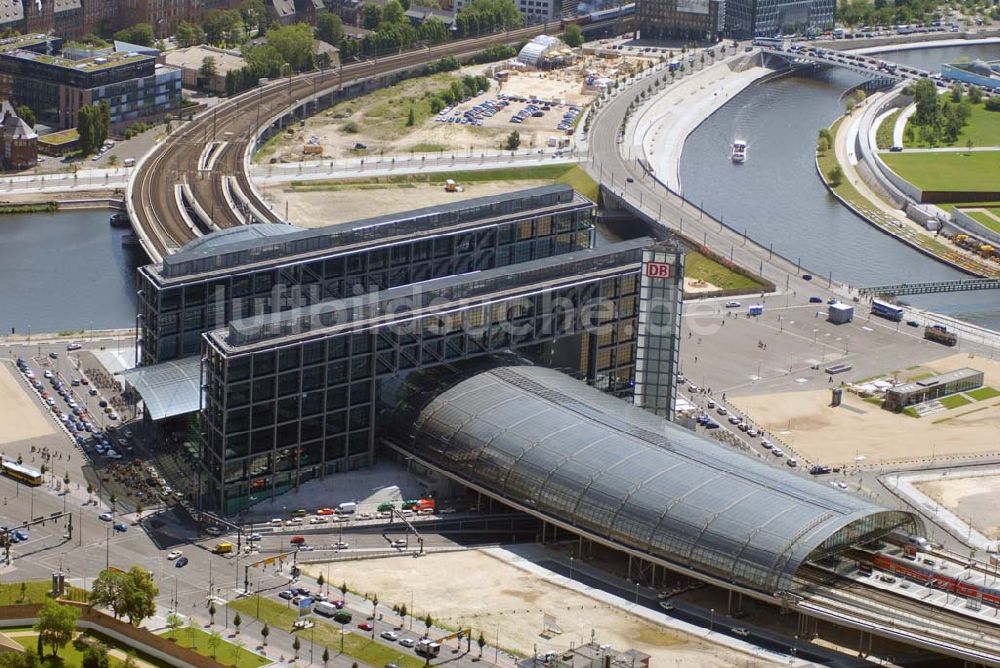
left=1, top=459, right=43, bottom=487
left=871, top=298, right=904, bottom=322
left=752, top=37, right=785, bottom=49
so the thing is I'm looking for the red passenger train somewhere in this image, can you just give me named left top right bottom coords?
left=870, top=553, right=1000, bottom=607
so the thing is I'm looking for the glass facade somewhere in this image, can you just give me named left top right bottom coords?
left=723, top=0, right=834, bottom=38
left=198, top=242, right=651, bottom=515
left=384, top=364, right=925, bottom=593
left=138, top=189, right=595, bottom=364
left=638, top=0, right=719, bottom=41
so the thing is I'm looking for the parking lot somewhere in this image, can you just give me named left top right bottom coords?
left=431, top=91, right=582, bottom=138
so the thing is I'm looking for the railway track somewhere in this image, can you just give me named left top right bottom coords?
left=129, top=20, right=615, bottom=262
left=796, top=563, right=1000, bottom=661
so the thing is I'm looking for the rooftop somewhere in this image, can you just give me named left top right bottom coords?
left=163, top=45, right=247, bottom=73
left=386, top=364, right=923, bottom=593
left=3, top=47, right=153, bottom=72
left=888, top=367, right=983, bottom=395
left=155, top=184, right=590, bottom=281
left=0, top=33, right=53, bottom=53
left=211, top=238, right=650, bottom=351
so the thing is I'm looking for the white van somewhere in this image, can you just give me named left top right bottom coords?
left=315, top=601, right=338, bottom=616
left=123, top=158, right=136, bottom=167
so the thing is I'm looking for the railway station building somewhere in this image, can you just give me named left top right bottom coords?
left=196, top=239, right=684, bottom=513
left=136, top=185, right=596, bottom=365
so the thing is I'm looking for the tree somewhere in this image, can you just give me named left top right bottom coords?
left=382, top=0, right=407, bottom=24
left=90, top=569, right=127, bottom=619
left=423, top=613, right=433, bottom=634
left=913, top=78, right=940, bottom=127
left=340, top=582, right=348, bottom=598
left=406, top=106, right=416, bottom=127
left=203, top=9, right=244, bottom=45
left=82, top=646, right=110, bottom=668
left=563, top=24, right=582, bottom=48
left=233, top=612, right=242, bottom=634
left=817, top=136, right=830, bottom=153
left=15, top=105, right=34, bottom=128
left=950, top=82, right=964, bottom=103
left=208, top=602, right=217, bottom=626
left=240, top=0, right=268, bottom=33
left=968, top=86, right=983, bottom=104
left=503, top=130, right=520, bottom=151
left=362, top=3, right=383, bottom=29
left=827, top=164, right=844, bottom=187
left=208, top=630, right=221, bottom=658
left=317, top=574, right=325, bottom=589
left=166, top=612, right=182, bottom=634
left=175, top=21, right=206, bottom=47
left=316, top=12, right=344, bottom=45
left=399, top=603, right=407, bottom=619
left=455, top=0, right=522, bottom=36
left=121, top=566, right=158, bottom=626
left=292, top=636, right=301, bottom=658
left=199, top=56, right=218, bottom=82
left=35, top=599, right=78, bottom=657
left=244, top=44, right=286, bottom=79
left=477, top=631, right=485, bottom=658
left=114, top=23, right=154, bottom=46
left=261, top=623, right=269, bottom=646
left=322, top=647, right=330, bottom=667
left=77, top=105, right=94, bottom=156
left=267, top=23, right=314, bottom=72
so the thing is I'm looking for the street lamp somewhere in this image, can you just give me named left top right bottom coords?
left=709, top=608, right=715, bottom=633
left=569, top=557, right=574, bottom=582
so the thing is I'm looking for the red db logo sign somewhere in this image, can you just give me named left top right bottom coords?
left=645, top=262, right=672, bottom=279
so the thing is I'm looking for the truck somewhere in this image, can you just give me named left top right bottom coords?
left=924, top=324, right=957, bottom=346
left=417, top=639, right=442, bottom=657
left=213, top=542, right=233, bottom=554
left=337, top=502, right=357, bottom=514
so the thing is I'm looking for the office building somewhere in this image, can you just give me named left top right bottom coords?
left=453, top=0, right=575, bottom=26
left=196, top=239, right=680, bottom=513
left=0, top=34, right=181, bottom=129
left=723, top=0, right=833, bottom=38
left=136, top=185, right=596, bottom=365
left=637, top=0, right=719, bottom=41
left=883, top=368, right=984, bottom=412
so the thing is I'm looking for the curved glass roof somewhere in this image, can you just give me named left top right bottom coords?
left=388, top=364, right=920, bottom=593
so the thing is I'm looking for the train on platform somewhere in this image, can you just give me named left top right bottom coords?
left=561, top=3, right=635, bottom=28
left=862, top=551, right=1000, bottom=608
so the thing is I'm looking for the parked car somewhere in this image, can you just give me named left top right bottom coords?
left=167, top=550, right=183, bottom=560
left=175, top=557, right=189, bottom=568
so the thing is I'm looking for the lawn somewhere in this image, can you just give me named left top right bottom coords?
left=289, top=163, right=600, bottom=201
left=684, top=251, right=765, bottom=292
left=967, top=386, right=1000, bottom=401
left=10, top=631, right=156, bottom=668
left=963, top=210, right=1000, bottom=234
left=938, top=394, right=972, bottom=410
left=161, top=628, right=267, bottom=668
left=228, top=596, right=421, bottom=668
left=903, top=102, right=1000, bottom=148
left=881, top=150, right=1000, bottom=192
left=0, top=581, right=87, bottom=605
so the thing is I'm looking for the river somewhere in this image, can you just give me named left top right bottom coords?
left=0, top=209, right=141, bottom=335
left=679, top=42, right=1000, bottom=332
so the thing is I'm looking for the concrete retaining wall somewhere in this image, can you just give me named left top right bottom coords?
left=950, top=208, right=1000, bottom=246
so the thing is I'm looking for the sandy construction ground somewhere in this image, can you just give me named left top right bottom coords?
left=302, top=550, right=768, bottom=667
left=0, top=362, right=58, bottom=446
left=731, top=354, right=1000, bottom=467
left=916, top=475, right=1000, bottom=539
left=263, top=181, right=550, bottom=227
